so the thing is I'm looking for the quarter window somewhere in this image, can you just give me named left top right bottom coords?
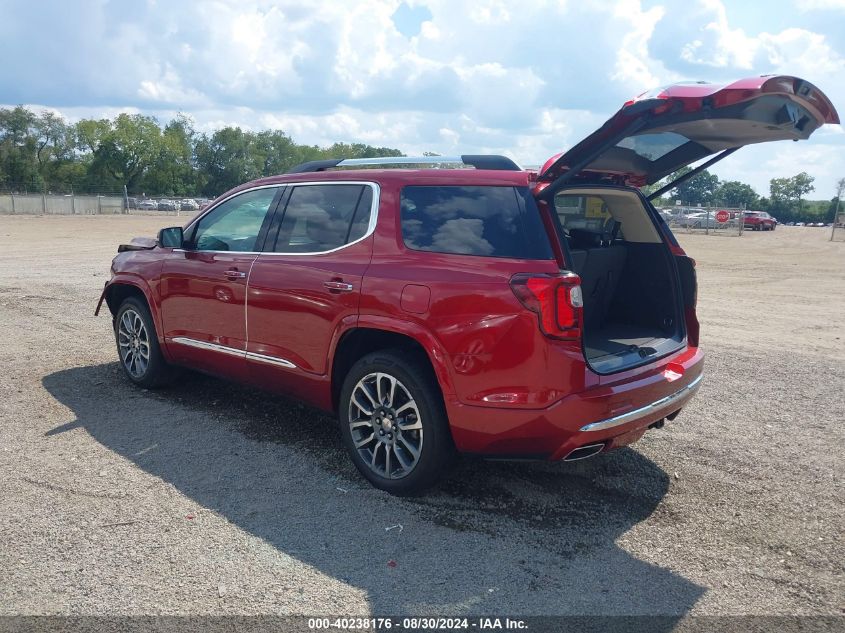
left=272, top=184, right=373, bottom=253
left=191, top=187, right=279, bottom=252
left=400, top=185, right=553, bottom=259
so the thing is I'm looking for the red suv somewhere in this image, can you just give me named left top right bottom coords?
left=744, top=211, right=777, bottom=231
left=97, top=75, right=837, bottom=493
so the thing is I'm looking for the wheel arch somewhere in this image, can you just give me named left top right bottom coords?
left=329, top=322, right=455, bottom=414
left=104, top=282, right=147, bottom=316
left=102, top=277, right=166, bottom=349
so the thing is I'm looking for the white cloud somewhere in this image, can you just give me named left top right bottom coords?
left=679, top=0, right=759, bottom=68
left=712, top=141, right=845, bottom=198
left=611, top=0, right=671, bottom=87
left=1, top=0, right=842, bottom=195
left=794, top=0, right=845, bottom=9
left=757, top=28, right=845, bottom=75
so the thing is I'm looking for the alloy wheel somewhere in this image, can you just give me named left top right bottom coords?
left=348, top=372, right=423, bottom=479
left=117, top=309, right=150, bottom=379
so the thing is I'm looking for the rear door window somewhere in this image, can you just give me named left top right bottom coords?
left=272, top=184, right=374, bottom=253
left=400, top=185, right=552, bottom=259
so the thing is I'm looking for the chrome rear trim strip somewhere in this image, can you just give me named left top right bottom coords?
left=580, top=373, right=703, bottom=432
left=170, top=337, right=297, bottom=369
left=172, top=337, right=245, bottom=358
left=245, top=351, right=297, bottom=369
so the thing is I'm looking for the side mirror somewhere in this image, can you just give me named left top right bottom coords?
left=157, top=226, right=184, bottom=248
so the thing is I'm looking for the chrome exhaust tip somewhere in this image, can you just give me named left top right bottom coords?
left=563, top=443, right=606, bottom=462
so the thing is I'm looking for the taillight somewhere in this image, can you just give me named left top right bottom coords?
left=510, top=273, right=583, bottom=340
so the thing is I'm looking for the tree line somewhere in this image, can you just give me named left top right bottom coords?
left=644, top=167, right=842, bottom=223
left=1, top=105, right=841, bottom=221
left=0, top=106, right=401, bottom=197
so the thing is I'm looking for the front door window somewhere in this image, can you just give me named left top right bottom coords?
left=190, top=187, right=279, bottom=252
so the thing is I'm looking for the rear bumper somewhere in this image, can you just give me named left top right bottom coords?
left=579, top=373, right=702, bottom=433
left=446, top=346, right=703, bottom=460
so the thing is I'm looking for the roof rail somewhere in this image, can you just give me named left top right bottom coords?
left=285, top=155, right=522, bottom=174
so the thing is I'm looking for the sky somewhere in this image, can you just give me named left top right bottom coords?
left=1, top=0, right=844, bottom=197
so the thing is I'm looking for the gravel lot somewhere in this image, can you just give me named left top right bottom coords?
left=0, top=215, right=842, bottom=617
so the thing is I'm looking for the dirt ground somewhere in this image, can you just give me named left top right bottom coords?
left=0, top=215, right=842, bottom=617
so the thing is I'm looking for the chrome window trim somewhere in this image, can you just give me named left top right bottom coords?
left=176, top=181, right=380, bottom=257
left=183, top=183, right=283, bottom=242
left=579, top=373, right=703, bottom=432
left=262, top=180, right=380, bottom=257
left=171, top=336, right=298, bottom=369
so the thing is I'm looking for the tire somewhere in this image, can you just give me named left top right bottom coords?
left=114, top=297, right=178, bottom=388
left=339, top=349, right=455, bottom=495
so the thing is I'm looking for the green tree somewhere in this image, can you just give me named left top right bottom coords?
left=194, top=127, right=262, bottom=195
left=143, top=114, right=197, bottom=195
left=75, top=118, right=110, bottom=154
left=769, top=172, right=816, bottom=221
left=33, top=112, right=79, bottom=189
left=661, top=167, right=720, bottom=206
left=715, top=180, right=759, bottom=209
left=792, top=172, right=815, bottom=214
left=253, top=129, right=300, bottom=176
left=828, top=177, right=845, bottom=223
left=321, top=142, right=403, bottom=160
left=88, top=114, right=163, bottom=190
left=0, top=106, right=41, bottom=189
left=0, top=105, right=405, bottom=195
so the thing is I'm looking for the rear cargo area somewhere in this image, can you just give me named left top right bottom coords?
left=555, top=188, right=685, bottom=373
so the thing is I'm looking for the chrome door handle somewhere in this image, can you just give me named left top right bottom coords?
left=224, top=269, right=247, bottom=280
left=324, top=280, right=353, bottom=292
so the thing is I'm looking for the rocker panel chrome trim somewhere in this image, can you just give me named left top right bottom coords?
left=245, top=351, right=297, bottom=369
left=170, top=337, right=297, bottom=369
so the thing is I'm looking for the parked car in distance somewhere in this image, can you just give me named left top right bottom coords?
left=126, top=197, right=139, bottom=210
left=180, top=199, right=199, bottom=211
left=743, top=211, right=776, bottom=230
left=96, top=74, right=838, bottom=493
left=138, top=199, right=158, bottom=210
left=157, top=199, right=179, bottom=211
left=677, top=211, right=718, bottom=228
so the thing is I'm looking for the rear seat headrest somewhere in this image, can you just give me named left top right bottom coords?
left=569, top=228, right=608, bottom=249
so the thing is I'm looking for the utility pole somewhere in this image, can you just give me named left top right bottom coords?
left=124, top=184, right=130, bottom=215
left=830, top=178, right=844, bottom=242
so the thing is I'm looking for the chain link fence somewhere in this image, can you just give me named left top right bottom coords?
left=0, top=192, right=126, bottom=215
left=0, top=186, right=210, bottom=216
left=660, top=205, right=746, bottom=237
